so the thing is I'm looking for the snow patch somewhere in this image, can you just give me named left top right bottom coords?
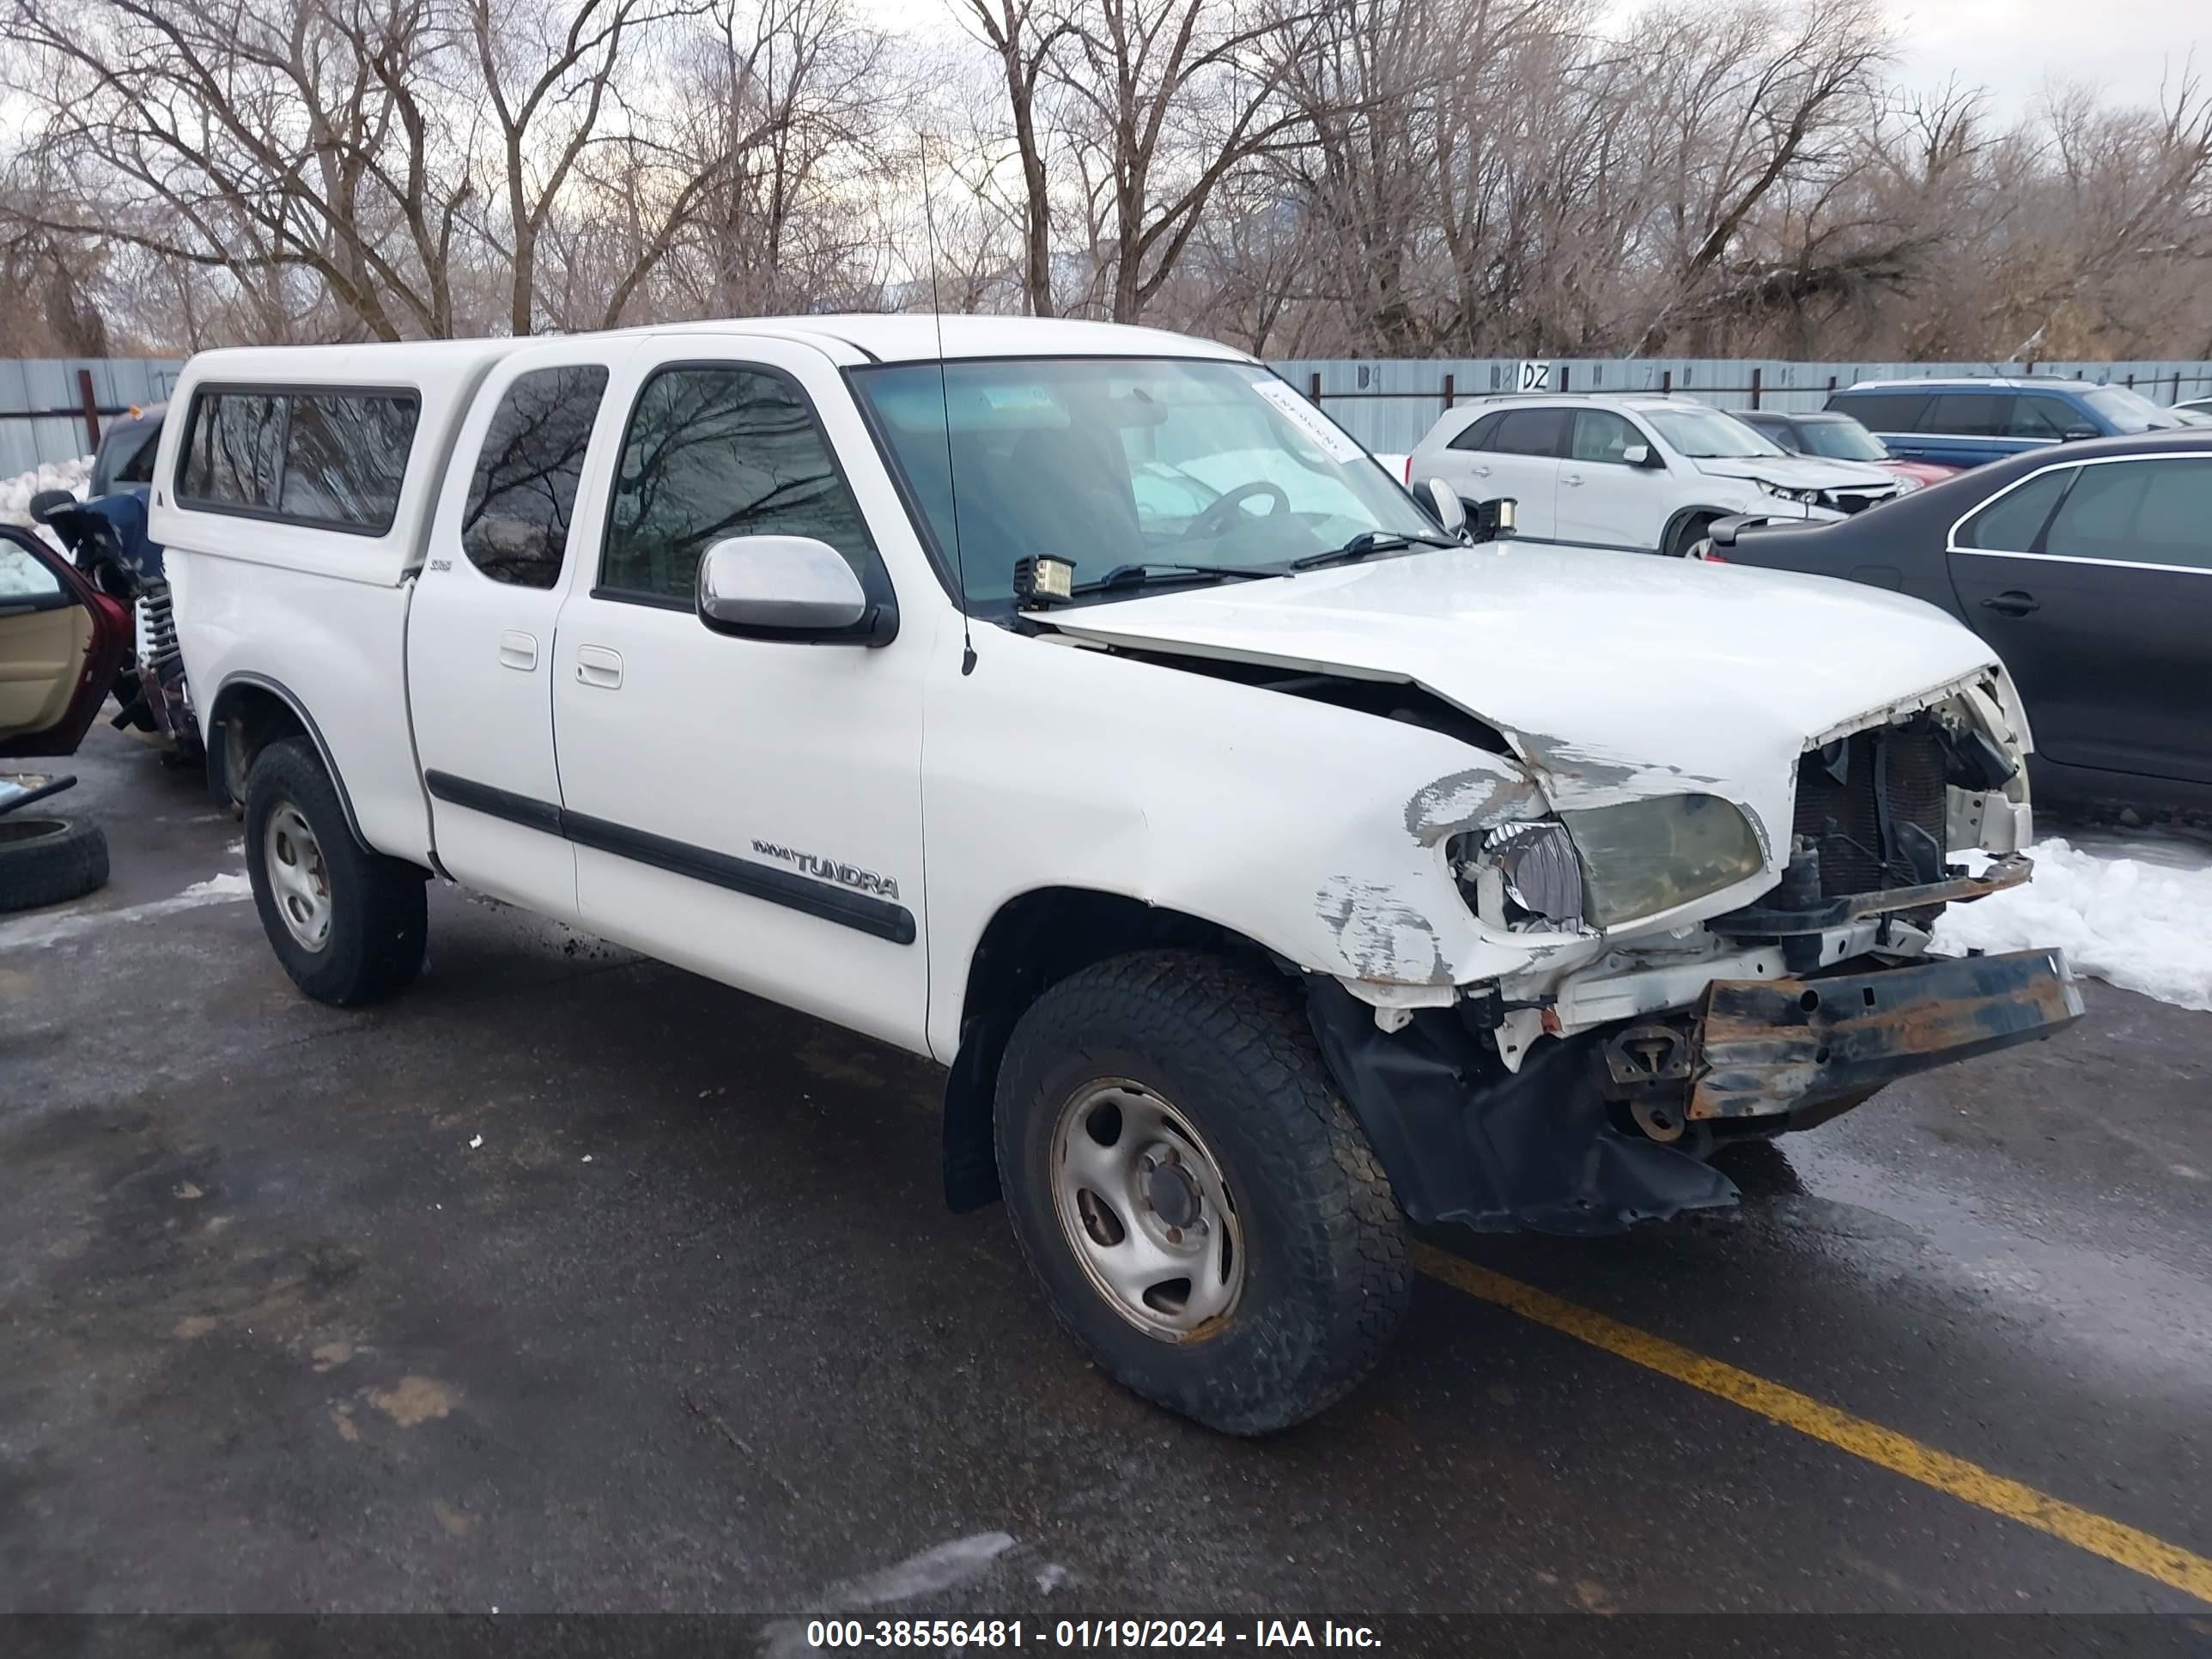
left=0, top=871, right=251, bottom=950
left=0, top=455, right=93, bottom=527
left=1933, top=836, right=2212, bottom=1013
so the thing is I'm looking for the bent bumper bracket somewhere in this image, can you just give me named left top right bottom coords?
left=1689, top=946, right=2083, bottom=1121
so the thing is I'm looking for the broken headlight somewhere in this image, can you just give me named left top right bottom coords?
left=1484, top=820, right=1585, bottom=931
left=1559, top=793, right=1765, bottom=927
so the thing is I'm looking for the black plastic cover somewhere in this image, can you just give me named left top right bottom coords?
left=1304, top=979, right=1738, bottom=1235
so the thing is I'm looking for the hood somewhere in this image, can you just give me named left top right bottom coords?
left=1694, top=454, right=1899, bottom=489
left=1050, top=542, right=2002, bottom=841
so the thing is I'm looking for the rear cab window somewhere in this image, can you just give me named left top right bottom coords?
left=459, top=366, right=612, bottom=589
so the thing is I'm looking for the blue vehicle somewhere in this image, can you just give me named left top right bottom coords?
left=1825, top=375, right=2191, bottom=471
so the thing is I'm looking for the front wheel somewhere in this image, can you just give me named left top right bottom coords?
left=243, top=737, right=427, bottom=1006
left=994, top=950, right=1412, bottom=1435
left=1664, top=512, right=1719, bottom=558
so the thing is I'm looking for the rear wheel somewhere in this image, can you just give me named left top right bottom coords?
left=244, top=737, right=426, bottom=1006
left=995, top=950, right=1412, bottom=1435
left=0, top=815, right=109, bottom=913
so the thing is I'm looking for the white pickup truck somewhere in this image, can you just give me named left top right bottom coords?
left=154, top=316, right=2081, bottom=1434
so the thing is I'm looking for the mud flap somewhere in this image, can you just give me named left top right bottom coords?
left=1305, top=979, right=1738, bottom=1236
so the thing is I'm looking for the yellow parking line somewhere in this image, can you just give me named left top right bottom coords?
left=1414, top=1244, right=2212, bottom=1605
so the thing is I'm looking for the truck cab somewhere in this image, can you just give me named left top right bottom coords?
left=153, top=319, right=2081, bottom=1436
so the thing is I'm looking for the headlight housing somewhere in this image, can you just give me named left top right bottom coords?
left=1754, top=478, right=1820, bottom=505
left=1558, top=793, right=1765, bottom=927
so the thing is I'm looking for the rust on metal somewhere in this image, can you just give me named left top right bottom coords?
left=1686, top=946, right=2084, bottom=1121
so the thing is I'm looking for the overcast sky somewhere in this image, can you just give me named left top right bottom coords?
left=1882, top=0, right=2205, bottom=112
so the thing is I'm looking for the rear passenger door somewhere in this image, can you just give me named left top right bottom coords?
left=1948, top=456, right=2212, bottom=784
left=1449, top=407, right=1565, bottom=538
left=408, top=342, right=630, bottom=916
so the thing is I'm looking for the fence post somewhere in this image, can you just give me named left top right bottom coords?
left=2124, top=373, right=2135, bottom=391
left=1749, top=367, right=1763, bottom=410
left=1660, top=369, right=1672, bottom=395
left=2175, top=370, right=2185, bottom=406
left=1559, top=364, right=1571, bottom=392
left=1308, top=372, right=1322, bottom=404
left=1443, top=373, right=1455, bottom=410
left=76, top=368, right=102, bottom=452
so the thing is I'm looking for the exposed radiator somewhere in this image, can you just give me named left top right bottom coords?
left=1792, top=723, right=1949, bottom=899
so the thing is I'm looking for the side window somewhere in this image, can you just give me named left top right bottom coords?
left=113, top=426, right=161, bottom=486
left=1448, top=411, right=1504, bottom=452
left=1567, top=410, right=1644, bottom=464
left=2045, top=459, right=2212, bottom=570
left=460, top=366, right=611, bottom=589
left=1928, top=392, right=2009, bottom=437
left=603, top=365, right=878, bottom=604
left=2008, top=397, right=2074, bottom=440
left=0, top=543, right=64, bottom=603
left=1956, top=468, right=2075, bottom=551
left=1491, top=408, right=1567, bottom=457
left=1829, top=392, right=1928, bottom=431
left=278, top=394, right=419, bottom=532
left=1741, top=416, right=1796, bottom=452
left=179, top=391, right=284, bottom=509
left=177, top=387, right=416, bottom=532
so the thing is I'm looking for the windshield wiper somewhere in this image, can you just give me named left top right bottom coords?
left=1071, top=560, right=1293, bottom=594
left=1289, top=529, right=1460, bottom=572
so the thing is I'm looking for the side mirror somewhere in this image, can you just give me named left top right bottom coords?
left=1417, top=477, right=1468, bottom=538
left=27, top=488, right=76, bottom=524
left=1622, top=443, right=1655, bottom=468
left=2061, top=424, right=2099, bottom=442
left=696, top=535, right=895, bottom=645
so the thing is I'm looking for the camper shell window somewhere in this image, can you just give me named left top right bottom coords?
left=178, top=386, right=421, bottom=536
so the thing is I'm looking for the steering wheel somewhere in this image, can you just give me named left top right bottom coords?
left=1182, top=481, right=1290, bottom=541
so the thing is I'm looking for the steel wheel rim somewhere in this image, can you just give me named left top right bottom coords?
left=264, top=803, right=331, bottom=951
left=1049, top=1079, right=1244, bottom=1341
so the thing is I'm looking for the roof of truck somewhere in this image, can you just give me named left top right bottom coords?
left=176, top=315, right=1253, bottom=379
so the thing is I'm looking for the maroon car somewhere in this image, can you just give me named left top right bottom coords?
left=1740, top=410, right=1961, bottom=489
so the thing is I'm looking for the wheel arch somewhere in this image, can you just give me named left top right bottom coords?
left=1662, top=505, right=1729, bottom=556
left=205, top=673, right=368, bottom=849
left=939, top=885, right=1274, bottom=1211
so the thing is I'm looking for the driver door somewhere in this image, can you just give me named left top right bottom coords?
left=547, top=334, right=932, bottom=1050
left=0, top=527, right=130, bottom=759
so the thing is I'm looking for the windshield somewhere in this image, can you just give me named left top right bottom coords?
left=853, top=358, right=1432, bottom=607
left=1795, top=416, right=1890, bottom=462
left=1643, top=406, right=1787, bottom=459
left=2081, top=384, right=2185, bottom=433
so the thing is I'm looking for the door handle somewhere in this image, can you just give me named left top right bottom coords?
left=575, top=644, right=623, bottom=688
left=1981, top=591, right=2040, bottom=617
left=497, top=629, right=538, bottom=671
left=1561, top=472, right=1583, bottom=487
left=1472, top=465, right=1492, bottom=478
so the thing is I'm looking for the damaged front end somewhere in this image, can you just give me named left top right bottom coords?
left=1313, top=680, right=2083, bottom=1235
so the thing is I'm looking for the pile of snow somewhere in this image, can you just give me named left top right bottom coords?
left=0, top=455, right=92, bottom=527
left=1933, top=836, right=2212, bottom=1012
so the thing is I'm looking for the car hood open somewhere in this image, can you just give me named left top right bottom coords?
left=1048, top=541, right=2002, bottom=844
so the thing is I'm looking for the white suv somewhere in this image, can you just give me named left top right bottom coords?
left=1407, top=394, right=1916, bottom=556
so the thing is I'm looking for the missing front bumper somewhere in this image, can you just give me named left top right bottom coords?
left=1307, top=946, right=2083, bottom=1237
left=1686, top=946, right=2084, bottom=1122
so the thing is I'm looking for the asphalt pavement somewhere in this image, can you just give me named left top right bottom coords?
left=3, top=724, right=2209, bottom=1620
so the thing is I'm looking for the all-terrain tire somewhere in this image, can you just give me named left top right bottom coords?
left=0, top=815, right=109, bottom=913
left=244, top=737, right=427, bottom=1006
left=994, top=949, right=1412, bottom=1435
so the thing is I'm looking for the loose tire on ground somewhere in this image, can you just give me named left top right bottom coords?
left=994, top=949, right=1413, bottom=1435
left=243, top=737, right=427, bottom=1006
left=0, top=816, right=109, bottom=913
